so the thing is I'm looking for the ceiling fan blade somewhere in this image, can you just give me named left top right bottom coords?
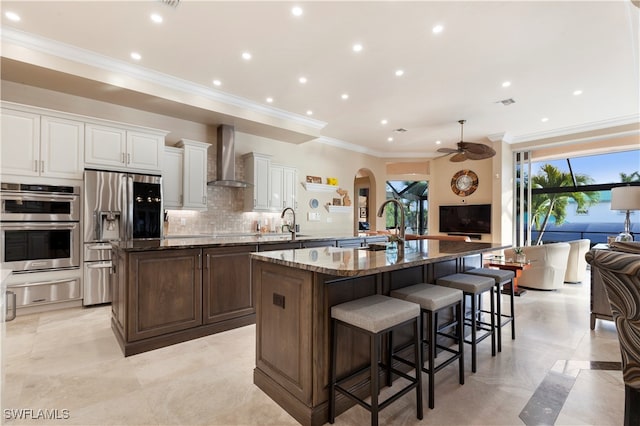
left=464, top=150, right=492, bottom=160
left=437, top=147, right=458, bottom=154
left=459, top=142, right=496, bottom=156
left=450, top=152, right=468, bottom=162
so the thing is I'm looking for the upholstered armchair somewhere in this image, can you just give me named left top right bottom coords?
left=585, top=244, right=640, bottom=426
left=564, top=239, right=591, bottom=283
left=504, top=242, right=570, bottom=290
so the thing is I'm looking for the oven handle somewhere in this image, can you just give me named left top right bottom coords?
left=0, top=222, right=79, bottom=230
left=5, top=290, right=16, bottom=322
left=8, top=278, right=80, bottom=288
left=1, top=193, right=78, bottom=202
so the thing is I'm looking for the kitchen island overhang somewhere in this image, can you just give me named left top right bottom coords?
left=251, top=240, right=509, bottom=426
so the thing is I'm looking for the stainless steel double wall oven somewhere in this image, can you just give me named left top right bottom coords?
left=1, top=183, right=82, bottom=317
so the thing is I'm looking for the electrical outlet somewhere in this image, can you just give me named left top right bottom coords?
left=180, top=218, right=186, bottom=225
left=307, top=212, right=320, bottom=221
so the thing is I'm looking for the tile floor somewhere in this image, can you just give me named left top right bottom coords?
left=1, top=270, right=625, bottom=425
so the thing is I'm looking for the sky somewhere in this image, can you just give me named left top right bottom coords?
left=531, top=149, right=640, bottom=184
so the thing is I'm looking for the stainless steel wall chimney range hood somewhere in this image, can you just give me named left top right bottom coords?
left=207, top=125, right=250, bottom=188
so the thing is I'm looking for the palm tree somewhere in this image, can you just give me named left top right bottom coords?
left=620, top=171, right=640, bottom=182
left=530, top=164, right=599, bottom=245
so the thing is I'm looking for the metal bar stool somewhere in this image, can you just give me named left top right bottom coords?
left=329, top=294, right=423, bottom=426
left=465, top=267, right=516, bottom=352
left=391, top=283, right=464, bottom=409
left=437, top=273, right=496, bottom=373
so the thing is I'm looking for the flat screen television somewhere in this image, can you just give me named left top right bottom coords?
left=439, top=204, right=491, bottom=234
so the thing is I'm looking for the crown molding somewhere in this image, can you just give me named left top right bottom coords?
left=312, top=136, right=432, bottom=159
left=1, top=27, right=326, bottom=131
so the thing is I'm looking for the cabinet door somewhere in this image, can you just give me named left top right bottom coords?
left=283, top=166, right=298, bottom=209
left=203, top=245, right=256, bottom=324
left=162, top=147, right=184, bottom=209
left=126, top=131, right=163, bottom=172
left=244, top=153, right=271, bottom=211
left=40, top=116, right=84, bottom=179
left=270, top=164, right=284, bottom=210
left=85, top=124, right=127, bottom=169
left=1, top=109, right=40, bottom=177
left=182, top=143, right=208, bottom=209
left=127, top=249, right=202, bottom=342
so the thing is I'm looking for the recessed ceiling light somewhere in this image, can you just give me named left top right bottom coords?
left=291, top=6, right=303, bottom=16
left=242, top=52, right=252, bottom=60
left=395, top=69, right=405, bottom=77
left=150, top=13, right=163, bottom=23
left=502, top=81, right=511, bottom=88
left=387, top=137, right=394, bottom=142
left=212, top=79, right=222, bottom=86
left=435, top=140, right=442, bottom=145
left=352, top=43, right=363, bottom=52
left=5, top=11, right=20, bottom=21
left=341, top=93, right=349, bottom=100
left=573, top=90, right=583, bottom=96
left=130, top=52, right=142, bottom=61
left=306, top=110, right=313, bottom=116
left=266, top=97, right=273, bottom=103
left=541, top=117, right=549, bottom=122
left=381, top=119, right=388, bottom=125
left=432, top=24, right=444, bottom=34
left=298, top=76, right=307, bottom=84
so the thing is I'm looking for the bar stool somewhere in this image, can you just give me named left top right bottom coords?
left=390, top=283, right=464, bottom=409
left=329, top=294, right=423, bottom=426
left=465, top=267, right=516, bottom=352
left=437, top=273, right=496, bottom=373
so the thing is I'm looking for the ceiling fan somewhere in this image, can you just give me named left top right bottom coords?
left=437, top=120, right=496, bottom=162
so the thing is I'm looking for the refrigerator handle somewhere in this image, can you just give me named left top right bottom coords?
left=125, top=174, right=134, bottom=242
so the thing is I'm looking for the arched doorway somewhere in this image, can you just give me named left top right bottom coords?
left=354, top=168, right=377, bottom=235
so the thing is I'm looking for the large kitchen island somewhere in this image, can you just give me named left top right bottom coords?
left=250, top=239, right=508, bottom=426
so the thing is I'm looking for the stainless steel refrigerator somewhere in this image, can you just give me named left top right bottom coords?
left=83, top=170, right=162, bottom=305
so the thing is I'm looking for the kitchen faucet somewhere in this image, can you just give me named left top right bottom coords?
left=377, top=199, right=406, bottom=242
left=281, top=207, right=297, bottom=240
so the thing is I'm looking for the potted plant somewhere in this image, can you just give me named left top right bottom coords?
left=513, top=247, right=526, bottom=263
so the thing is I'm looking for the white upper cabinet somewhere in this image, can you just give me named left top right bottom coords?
left=1, top=108, right=83, bottom=179
left=270, top=164, right=298, bottom=211
left=85, top=123, right=165, bottom=173
left=162, top=146, right=184, bottom=209
left=177, top=139, right=209, bottom=210
left=243, top=152, right=271, bottom=212
left=40, top=116, right=84, bottom=179
left=163, top=140, right=209, bottom=210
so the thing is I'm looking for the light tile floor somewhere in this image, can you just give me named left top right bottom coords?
left=1, top=270, right=624, bottom=425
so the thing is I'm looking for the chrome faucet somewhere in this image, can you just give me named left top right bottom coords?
left=377, top=199, right=405, bottom=242
left=281, top=207, right=297, bottom=239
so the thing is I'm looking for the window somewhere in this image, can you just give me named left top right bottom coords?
left=384, top=181, right=428, bottom=235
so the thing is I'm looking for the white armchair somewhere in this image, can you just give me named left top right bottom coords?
left=504, top=242, right=571, bottom=290
left=564, top=239, right=590, bottom=283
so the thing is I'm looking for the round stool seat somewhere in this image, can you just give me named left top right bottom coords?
left=391, top=283, right=463, bottom=311
left=331, top=294, right=420, bottom=333
left=465, top=268, right=515, bottom=283
left=437, top=273, right=494, bottom=294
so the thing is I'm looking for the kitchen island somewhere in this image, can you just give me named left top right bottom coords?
left=110, top=233, right=388, bottom=356
left=250, top=240, right=508, bottom=426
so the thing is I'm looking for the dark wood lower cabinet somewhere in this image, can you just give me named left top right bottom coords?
left=112, top=246, right=257, bottom=356
left=203, top=245, right=257, bottom=324
left=127, top=249, right=203, bottom=342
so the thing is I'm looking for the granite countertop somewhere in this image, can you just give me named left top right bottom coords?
left=113, top=232, right=368, bottom=251
left=251, top=240, right=510, bottom=277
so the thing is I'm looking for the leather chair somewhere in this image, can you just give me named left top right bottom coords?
left=504, top=242, right=570, bottom=290
left=586, top=244, right=640, bottom=426
left=564, top=239, right=590, bottom=283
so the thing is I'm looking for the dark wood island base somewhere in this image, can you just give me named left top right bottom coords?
left=251, top=241, right=507, bottom=426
